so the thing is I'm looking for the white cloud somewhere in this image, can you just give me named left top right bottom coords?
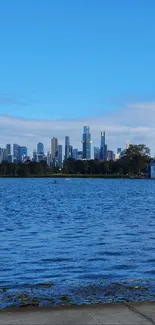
left=0, top=101, right=155, bottom=156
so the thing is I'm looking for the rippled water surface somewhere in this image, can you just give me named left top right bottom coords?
left=1, top=178, right=155, bottom=308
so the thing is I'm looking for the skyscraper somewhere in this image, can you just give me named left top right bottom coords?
left=117, top=148, right=122, bottom=154
left=72, top=148, right=78, bottom=160
left=94, top=146, right=100, bottom=159
left=57, top=145, right=62, bottom=168
left=107, top=150, right=114, bottom=161
left=13, top=144, right=19, bottom=160
left=1, top=148, right=6, bottom=161
left=6, top=144, right=11, bottom=157
left=32, top=149, right=37, bottom=162
left=69, top=145, right=73, bottom=158
left=18, top=146, right=27, bottom=162
left=51, top=137, right=58, bottom=160
left=47, top=151, right=51, bottom=166
left=82, top=126, right=92, bottom=159
left=105, top=144, right=107, bottom=160
left=100, top=131, right=105, bottom=160
left=37, top=142, right=44, bottom=154
left=0, top=147, right=2, bottom=163
left=65, top=136, right=70, bottom=160
left=77, top=151, right=83, bottom=160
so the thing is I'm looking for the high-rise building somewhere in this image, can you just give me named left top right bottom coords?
left=32, top=149, right=37, bottom=162
left=105, top=144, right=107, bottom=160
left=69, top=145, right=73, bottom=158
left=117, top=148, right=122, bottom=154
left=37, top=154, right=45, bottom=162
left=100, top=131, right=106, bottom=160
left=51, top=137, right=58, bottom=161
left=77, top=151, right=83, bottom=160
left=115, top=148, right=122, bottom=160
left=13, top=144, right=19, bottom=160
left=72, top=148, right=78, bottom=160
left=65, top=136, right=70, bottom=160
left=47, top=151, right=51, bottom=166
left=82, top=126, right=92, bottom=159
left=107, top=150, right=114, bottom=161
left=57, top=145, right=62, bottom=168
left=0, top=148, right=6, bottom=162
left=18, top=146, right=27, bottom=162
left=94, top=146, right=100, bottom=159
left=7, top=155, right=13, bottom=163
left=37, top=142, right=44, bottom=154
left=0, top=147, right=2, bottom=162
left=6, top=144, right=11, bottom=158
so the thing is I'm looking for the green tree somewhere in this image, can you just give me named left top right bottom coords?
left=28, top=162, right=43, bottom=175
left=99, top=161, right=110, bottom=174
left=18, top=164, right=29, bottom=177
left=52, top=166, right=60, bottom=173
left=39, top=160, right=48, bottom=174
left=6, top=163, right=19, bottom=175
left=62, top=164, right=69, bottom=174
left=0, top=161, right=7, bottom=175
left=124, top=144, right=150, bottom=175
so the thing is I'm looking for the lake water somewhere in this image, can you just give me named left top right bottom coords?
left=0, top=178, right=155, bottom=308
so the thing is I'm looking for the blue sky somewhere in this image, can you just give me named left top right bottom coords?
left=0, top=0, right=155, bottom=153
left=1, top=0, right=155, bottom=119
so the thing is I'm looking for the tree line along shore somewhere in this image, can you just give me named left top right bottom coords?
left=0, top=144, right=151, bottom=178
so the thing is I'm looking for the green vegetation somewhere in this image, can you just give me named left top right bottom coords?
left=38, top=282, right=54, bottom=287
left=1, top=287, right=7, bottom=292
left=0, top=144, right=151, bottom=178
left=59, top=295, right=72, bottom=304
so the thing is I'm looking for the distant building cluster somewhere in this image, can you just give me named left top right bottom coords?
left=0, top=126, right=130, bottom=167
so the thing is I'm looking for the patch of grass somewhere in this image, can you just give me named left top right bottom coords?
left=39, top=282, right=54, bottom=287
left=111, top=283, right=147, bottom=291
left=16, top=294, right=29, bottom=302
left=134, top=286, right=141, bottom=290
left=31, top=298, right=39, bottom=305
left=1, top=287, right=7, bottom=292
left=21, top=297, right=29, bottom=302
left=59, top=295, right=72, bottom=304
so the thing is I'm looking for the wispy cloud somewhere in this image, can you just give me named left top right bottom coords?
left=0, top=101, right=155, bottom=155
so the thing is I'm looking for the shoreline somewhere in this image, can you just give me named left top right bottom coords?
left=1, top=301, right=155, bottom=324
left=1, top=300, right=155, bottom=312
left=0, top=174, right=149, bottom=179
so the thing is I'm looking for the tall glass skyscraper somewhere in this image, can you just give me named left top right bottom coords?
left=18, top=146, right=27, bottom=162
left=82, top=126, right=92, bottom=159
left=69, top=145, right=73, bottom=158
left=6, top=144, right=11, bottom=157
left=100, top=131, right=106, bottom=160
left=37, top=142, right=44, bottom=154
left=94, top=146, right=100, bottom=159
left=57, top=145, right=62, bottom=168
left=51, top=137, right=58, bottom=160
left=65, top=136, right=70, bottom=160
left=13, top=144, right=19, bottom=160
left=72, top=148, right=78, bottom=160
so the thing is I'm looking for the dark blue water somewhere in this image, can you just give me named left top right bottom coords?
left=0, top=178, right=155, bottom=308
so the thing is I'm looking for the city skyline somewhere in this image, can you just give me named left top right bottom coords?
left=0, top=126, right=134, bottom=169
left=0, top=126, right=126, bottom=160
